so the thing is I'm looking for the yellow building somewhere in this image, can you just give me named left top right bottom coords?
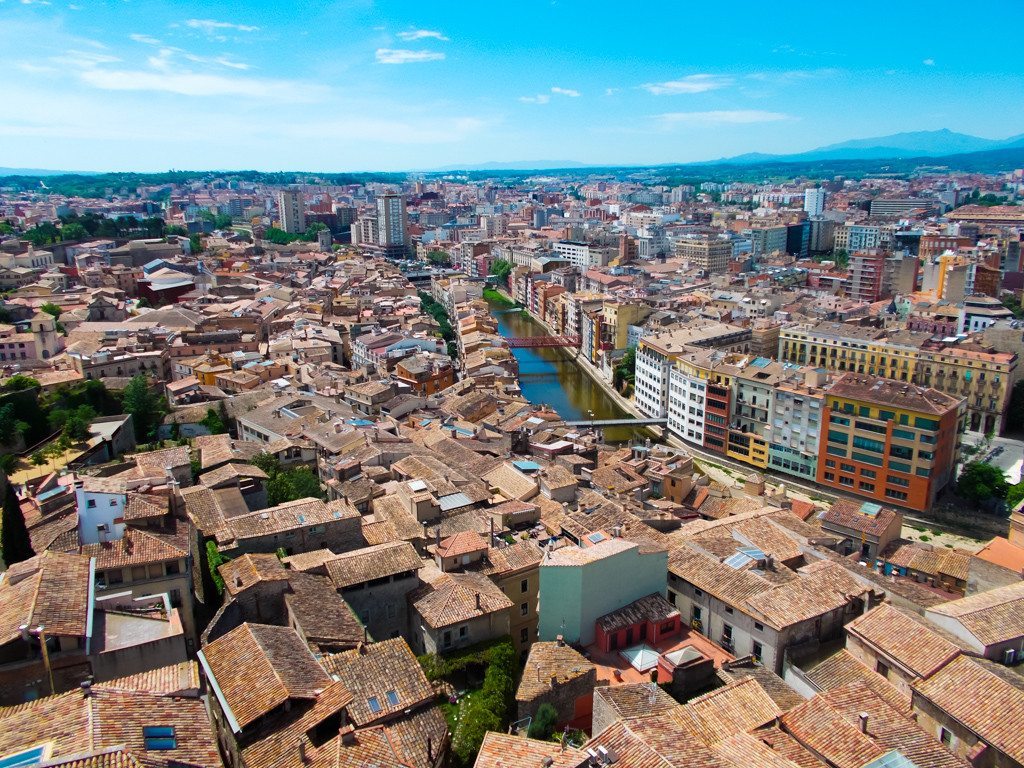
left=779, top=322, right=1016, bottom=434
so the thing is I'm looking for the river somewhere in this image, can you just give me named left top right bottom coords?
left=486, top=297, right=648, bottom=444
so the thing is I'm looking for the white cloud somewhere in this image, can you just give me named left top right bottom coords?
left=518, top=94, right=550, bottom=104
left=77, top=67, right=323, bottom=101
left=396, top=29, right=449, bottom=42
left=375, top=48, right=445, bottom=64
left=550, top=86, right=580, bottom=97
left=183, top=19, right=260, bottom=37
left=129, top=33, right=162, bottom=45
left=212, top=57, right=251, bottom=70
left=641, top=74, right=732, bottom=95
left=605, top=88, right=619, bottom=96
left=655, top=110, right=790, bottom=125
left=923, top=58, right=935, bottom=66
left=747, top=68, right=838, bottom=83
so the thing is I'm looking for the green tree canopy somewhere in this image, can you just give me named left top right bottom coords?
left=528, top=703, right=559, bottom=741
left=120, top=375, right=166, bottom=442
left=61, top=222, right=89, bottom=241
left=39, top=302, right=63, bottom=320
left=489, top=258, right=513, bottom=281
left=958, top=461, right=1010, bottom=505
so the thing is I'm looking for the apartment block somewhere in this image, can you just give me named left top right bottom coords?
left=779, top=321, right=1015, bottom=434
left=818, top=374, right=963, bottom=512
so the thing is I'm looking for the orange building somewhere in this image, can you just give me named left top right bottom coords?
left=817, top=374, right=964, bottom=513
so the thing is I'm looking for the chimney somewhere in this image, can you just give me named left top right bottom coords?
left=550, top=674, right=559, bottom=688
left=475, top=592, right=481, bottom=610
left=235, top=575, right=243, bottom=588
left=340, top=725, right=357, bottom=745
left=80, top=680, right=92, bottom=698
left=543, top=759, right=555, bottom=768
left=858, top=712, right=869, bottom=734
left=427, top=737, right=434, bottom=764
left=435, top=528, right=441, bottom=549
left=363, top=626, right=368, bottom=644
left=298, top=739, right=307, bottom=764
left=556, top=634, right=564, bottom=647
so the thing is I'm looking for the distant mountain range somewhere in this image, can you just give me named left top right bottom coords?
left=0, top=167, right=99, bottom=176
left=698, top=129, right=1024, bottom=165
left=3, top=129, right=1024, bottom=179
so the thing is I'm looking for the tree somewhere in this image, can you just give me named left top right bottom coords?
left=39, top=302, right=63, bottom=320
left=0, top=403, right=26, bottom=445
left=1, top=477, right=35, bottom=565
left=427, top=249, right=450, bottom=266
left=613, top=347, right=637, bottom=393
left=303, top=222, right=328, bottom=241
left=958, top=461, right=1010, bottom=505
left=60, top=222, right=88, bottom=242
left=206, top=540, right=231, bottom=595
left=121, top=375, right=165, bottom=442
left=0, top=454, right=17, bottom=476
left=189, top=234, right=202, bottom=254
left=200, top=407, right=227, bottom=435
left=1, top=374, right=38, bottom=392
left=489, top=258, right=513, bottom=282
left=1007, top=380, right=1024, bottom=432
left=528, top=703, right=559, bottom=741
left=30, top=452, right=45, bottom=468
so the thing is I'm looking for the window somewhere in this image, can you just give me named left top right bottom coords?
left=839, top=476, right=854, bottom=487
left=722, top=624, right=733, bottom=643
left=459, top=625, right=468, bottom=638
left=106, top=569, right=123, bottom=585
left=725, top=607, right=733, bottom=614
left=859, top=482, right=875, bottom=492
left=694, top=588, right=703, bottom=597
left=520, top=602, right=529, bottom=617
left=166, top=560, right=180, bottom=575
left=940, top=728, right=953, bottom=747
left=876, top=661, right=889, bottom=678
left=385, top=690, right=400, bottom=707
left=752, top=641, right=763, bottom=659
left=521, top=627, right=529, bottom=644
left=130, top=566, right=147, bottom=581
left=824, top=472, right=835, bottom=482
left=520, top=578, right=528, bottom=593
left=825, top=459, right=836, bottom=468
left=885, top=489, right=909, bottom=501
left=143, top=726, right=177, bottom=750
left=87, top=499, right=97, bottom=509
left=840, top=463, right=856, bottom=473
left=109, top=498, right=118, bottom=507
left=367, top=697, right=382, bottom=714
left=442, top=630, right=452, bottom=648
left=692, top=606, right=702, bottom=622
left=754, top=622, right=764, bottom=632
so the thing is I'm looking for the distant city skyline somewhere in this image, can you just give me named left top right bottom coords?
left=2, top=0, right=1023, bottom=172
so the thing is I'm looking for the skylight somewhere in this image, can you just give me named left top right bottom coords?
left=143, top=726, right=177, bottom=751
left=0, top=745, right=49, bottom=768
left=386, top=690, right=400, bottom=706
left=368, top=696, right=382, bottom=714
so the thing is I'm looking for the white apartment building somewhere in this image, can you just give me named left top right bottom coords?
left=667, top=367, right=706, bottom=445
left=553, top=240, right=613, bottom=270
left=834, top=224, right=881, bottom=252
left=376, top=193, right=409, bottom=249
left=635, top=342, right=673, bottom=417
left=278, top=189, right=306, bottom=234
left=804, top=188, right=826, bottom=216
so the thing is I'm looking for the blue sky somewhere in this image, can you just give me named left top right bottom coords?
left=1, top=0, right=1022, bottom=172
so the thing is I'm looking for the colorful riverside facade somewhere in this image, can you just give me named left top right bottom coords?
left=636, top=336, right=966, bottom=513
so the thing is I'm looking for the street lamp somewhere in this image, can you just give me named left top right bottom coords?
left=20, top=624, right=54, bottom=696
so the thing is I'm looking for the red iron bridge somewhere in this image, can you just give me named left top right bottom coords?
left=505, top=335, right=581, bottom=349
